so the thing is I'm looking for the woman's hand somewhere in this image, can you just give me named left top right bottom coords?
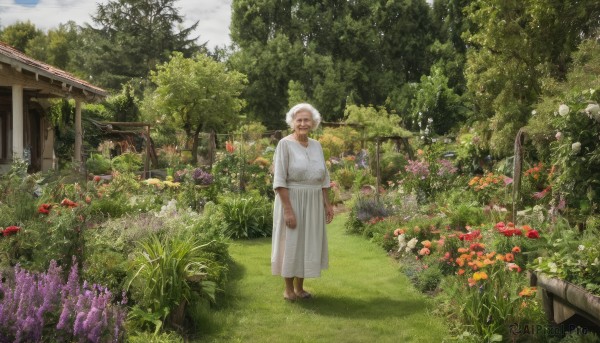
left=284, top=207, right=297, bottom=229
left=325, top=205, right=334, bottom=224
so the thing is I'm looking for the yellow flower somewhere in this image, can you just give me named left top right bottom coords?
left=163, top=181, right=180, bottom=188
left=473, top=271, right=488, bottom=281
left=144, top=178, right=162, bottom=186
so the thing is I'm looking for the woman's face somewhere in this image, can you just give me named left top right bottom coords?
left=293, top=110, right=313, bottom=134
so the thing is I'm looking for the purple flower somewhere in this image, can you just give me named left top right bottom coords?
left=193, top=168, right=214, bottom=185
left=405, top=160, right=430, bottom=178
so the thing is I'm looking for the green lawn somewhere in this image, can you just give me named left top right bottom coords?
left=196, top=214, right=449, bottom=342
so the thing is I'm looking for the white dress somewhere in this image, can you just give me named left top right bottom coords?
left=271, top=137, right=330, bottom=278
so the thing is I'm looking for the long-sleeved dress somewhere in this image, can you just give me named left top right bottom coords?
left=271, top=137, right=330, bottom=278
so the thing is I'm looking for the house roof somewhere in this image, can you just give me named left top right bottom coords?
left=0, top=41, right=108, bottom=99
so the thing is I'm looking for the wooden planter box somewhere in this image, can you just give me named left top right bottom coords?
left=531, top=272, right=600, bottom=327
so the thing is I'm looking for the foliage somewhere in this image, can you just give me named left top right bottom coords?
left=78, top=0, right=202, bottom=90
left=143, top=52, right=247, bottom=164
left=409, top=65, right=466, bottom=135
left=111, top=152, right=143, bottom=173
left=530, top=227, right=600, bottom=295
left=86, top=153, right=112, bottom=175
left=217, top=193, right=273, bottom=239
left=126, top=235, right=217, bottom=330
left=0, top=260, right=126, bottom=343
left=230, top=0, right=434, bottom=126
left=344, top=104, right=411, bottom=140
left=463, top=0, right=600, bottom=156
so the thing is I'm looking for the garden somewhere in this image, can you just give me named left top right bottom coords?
left=2, top=0, right=600, bottom=342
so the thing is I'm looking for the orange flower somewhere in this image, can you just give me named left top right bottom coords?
left=519, top=287, right=537, bottom=297
left=512, top=246, right=521, bottom=253
left=504, top=253, right=515, bottom=262
left=457, top=247, right=469, bottom=254
left=421, top=240, right=432, bottom=248
left=393, top=228, right=405, bottom=236
left=225, top=141, right=235, bottom=153
left=486, top=251, right=496, bottom=259
left=457, top=269, right=466, bottom=275
left=482, top=258, right=494, bottom=266
left=495, top=254, right=505, bottom=262
left=455, top=257, right=465, bottom=267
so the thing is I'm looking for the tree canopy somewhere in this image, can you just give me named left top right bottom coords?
left=142, top=52, right=247, bottom=163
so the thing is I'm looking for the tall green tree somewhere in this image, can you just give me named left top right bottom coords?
left=0, top=21, right=43, bottom=52
left=142, top=52, right=247, bottom=163
left=78, top=0, right=203, bottom=90
left=463, top=0, right=600, bottom=156
left=230, top=0, right=434, bottom=129
left=25, top=22, right=81, bottom=71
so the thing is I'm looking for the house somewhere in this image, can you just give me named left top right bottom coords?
left=0, top=41, right=107, bottom=173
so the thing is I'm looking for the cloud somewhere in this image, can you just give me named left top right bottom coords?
left=0, top=0, right=231, bottom=49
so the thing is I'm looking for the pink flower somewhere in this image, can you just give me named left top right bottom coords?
left=419, top=247, right=431, bottom=256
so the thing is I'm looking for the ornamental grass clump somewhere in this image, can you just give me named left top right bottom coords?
left=0, top=260, right=126, bottom=342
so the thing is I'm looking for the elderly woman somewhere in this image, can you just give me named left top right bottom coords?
left=271, top=103, right=334, bottom=301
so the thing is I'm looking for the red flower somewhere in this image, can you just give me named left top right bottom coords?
left=60, top=198, right=78, bottom=208
left=2, top=226, right=21, bottom=237
left=38, top=203, right=52, bottom=215
left=459, top=230, right=481, bottom=241
left=93, top=175, right=102, bottom=182
left=526, top=230, right=540, bottom=239
left=499, top=228, right=522, bottom=237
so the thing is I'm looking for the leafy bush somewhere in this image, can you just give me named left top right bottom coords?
left=86, top=153, right=112, bottom=175
left=447, top=202, right=485, bottom=230
left=126, top=235, right=217, bottom=331
left=111, top=152, right=143, bottom=173
left=415, top=264, right=443, bottom=293
left=218, top=193, right=273, bottom=239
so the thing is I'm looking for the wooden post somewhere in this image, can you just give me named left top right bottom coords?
left=375, top=138, right=381, bottom=202
left=144, top=125, right=150, bottom=179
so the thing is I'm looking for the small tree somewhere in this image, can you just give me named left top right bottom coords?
left=143, top=52, right=247, bottom=164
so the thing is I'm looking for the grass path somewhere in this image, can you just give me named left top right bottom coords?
left=197, top=214, right=449, bottom=342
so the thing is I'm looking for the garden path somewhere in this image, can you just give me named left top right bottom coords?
left=197, top=214, right=448, bottom=342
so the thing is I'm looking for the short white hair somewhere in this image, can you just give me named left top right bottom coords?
left=285, top=103, right=322, bottom=130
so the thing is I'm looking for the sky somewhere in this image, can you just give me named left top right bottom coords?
left=0, top=0, right=233, bottom=50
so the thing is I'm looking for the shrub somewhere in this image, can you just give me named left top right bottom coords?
left=111, top=152, right=143, bottom=173
left=447, top=202, right=485, bottom=230
left=415, top=264, right=443, bottom=293
left=126, top=235, right=217, bottom=331
left=218, top=193, right=273, bottom=239
left=86, top=153, right=112, bottom=175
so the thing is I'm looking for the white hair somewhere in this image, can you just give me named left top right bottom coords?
left=285, top=103, right=322, bottom=130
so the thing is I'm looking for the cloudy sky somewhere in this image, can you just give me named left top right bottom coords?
left=0, top=0, right=232, bottom=50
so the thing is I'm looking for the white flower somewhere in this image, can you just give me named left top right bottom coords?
left=531, top=110, right=537, bottom=115
left=572, top=142, right=582, bottom=154
left=406, top=237, right=418, bottom=250
left=548, top=262, right=558, bottom=273
left=578, top=244, right=585, bottom=251
left=558, top=104, right=570, bottom=116
left=555, top=131, right=562, bottom=141
left=585, top=103, right=600, bottom=116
